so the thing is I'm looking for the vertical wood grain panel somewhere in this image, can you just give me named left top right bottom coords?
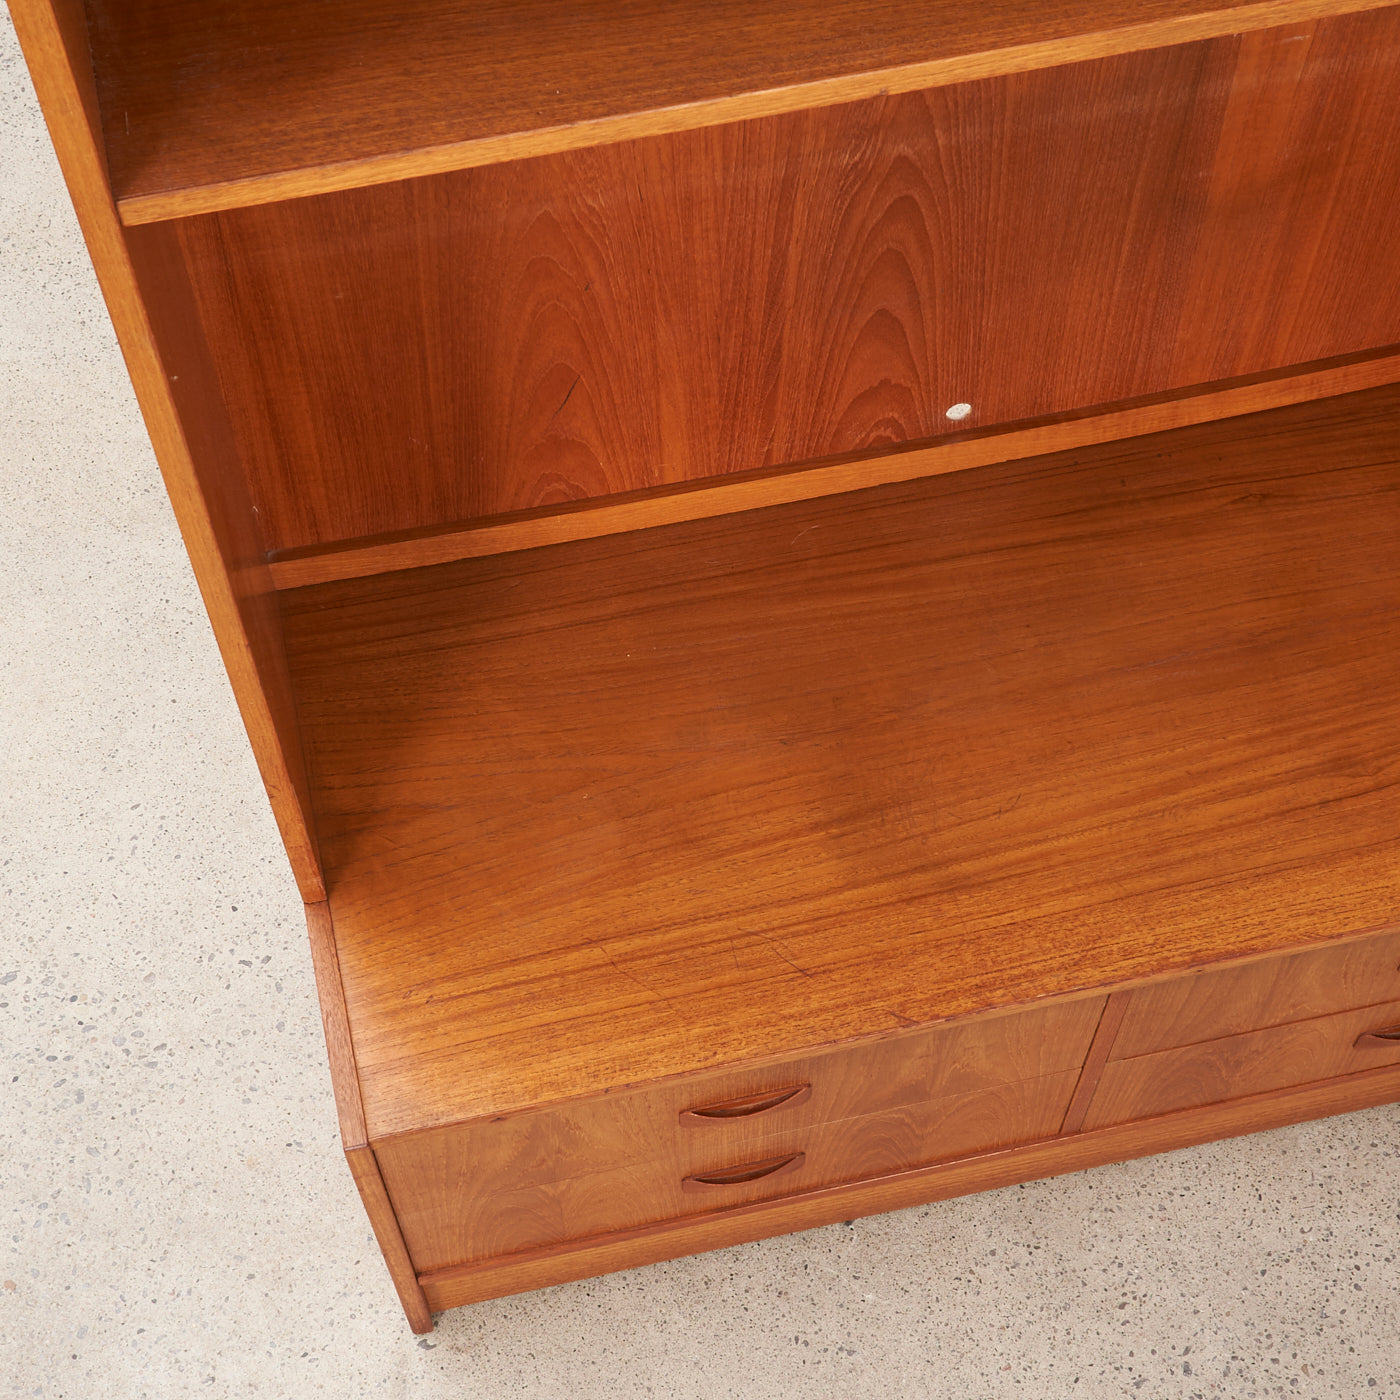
left=174, top=9, right=1400, bottom=553
left=1059, top=991, right=1135, bottom=1133
left=1171, top=11, right=1400, bottom=381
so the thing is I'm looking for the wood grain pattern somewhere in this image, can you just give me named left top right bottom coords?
left=281, top=384, right=1400, bottom=1140
left=373, top=993, right=1101, bottom=1191
left=1171, top=11, right=1400, bottom=384
left=1059, top=992, right=1135, bottom=1135
left=303, top=901, right=368, bottom=1150
left=1111, top=926, right=1400, bottom=1060
left=265, top=345, right=1400, bottom=587
left=82, top=0, right=1397, bottom=222
left=383, top=1069, right=1081, bottom=1272
left=372, top=999, right=1100, bottom=1269
left=7, top=0, right=324, bottom=900
left=1083, top=999, right=1400, bottom=1129
left=344, top=1148, right=434, bottom=1334
left=304, top=902, right=432, bottom=1330
left=181, top=15, right=1400, bottom=555
left=418, top=1060, right=1400, bottom=1312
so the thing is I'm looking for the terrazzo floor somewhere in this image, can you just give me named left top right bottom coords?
left=2, top=13, right=1398, bottom=1398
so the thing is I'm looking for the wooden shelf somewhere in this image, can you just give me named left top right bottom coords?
left=89, top=0, right=1393, bottom=223
left=280, top=383, right=1400, bottom=1143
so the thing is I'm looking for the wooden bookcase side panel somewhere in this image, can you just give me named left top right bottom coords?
left=172, top=13, right=1400, bottom=558
left=8, top=0, right=325, bottom=900
left=417, top=1060, right=1400, bottom=1312
left=79, top=0, right=1400, bottom=224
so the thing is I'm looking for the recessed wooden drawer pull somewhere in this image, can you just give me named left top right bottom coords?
left=1354, top=1024, right=1400, bottom=1048
left=681, top=1152, right=805, bottom=1192
left=680, top=1084, right=811, bottom=1124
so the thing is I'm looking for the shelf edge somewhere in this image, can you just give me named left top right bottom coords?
left=114, top=0, right=1396, bottom=226
left=268, top=344, right=1400, bottom=589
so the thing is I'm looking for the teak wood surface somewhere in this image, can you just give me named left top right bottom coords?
left=1109, top=926, right=1400, bottom=1059
left=416, top=1060, right=1400, bottom=1312
left=386, top=1070, right=1086, bottom=1272
left=83, top=0, right=1399, bottom=222
left=280, top=384, right=1400, bottom=1142
left=1083, top=999, right=1400, bottom=1127
left=265, top=347, right=1400, bottom=589
left=175, top=9, right=1400, bottom=555
left=373, top=996, right=1103, bottom=1270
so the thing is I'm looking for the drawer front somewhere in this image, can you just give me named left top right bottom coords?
left=1083, top=998, right=1400, bottom=1131
left=377, top=996, right=1103, bottom=1273
left=393, top=1068, right=1082, bottom=1272
left=1110, top=927, right=1400, bottom=1061
left=378, top=994, right=1102, bottom=1198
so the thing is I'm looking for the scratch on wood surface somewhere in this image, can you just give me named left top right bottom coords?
left=583, top=935, right=680, bottom=1011
left=742, top=927, right=814, bottom=978
left=545, top=375, right=581, bottom=429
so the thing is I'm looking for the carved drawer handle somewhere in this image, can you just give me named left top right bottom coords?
left=681, top=1152, right=805, bottom=1193
left=680, top=1084, right=811, bottom=1124
left=1354, top=1024, right=1400, bottom=1049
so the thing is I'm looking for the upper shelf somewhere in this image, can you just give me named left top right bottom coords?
left=90, top=0, right=1393, bottom=224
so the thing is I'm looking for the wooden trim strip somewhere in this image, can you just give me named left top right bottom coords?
left=418, top=1061, right=1400, bottom=1312
left=303, top=902, right=368, bottom=1150
left=9, top=0, right=325, bottom=900
left=303, top=902, right=433, bottom=1333
left=1060, top=991, right=1135, bottom=1135
left=114, top=0, right=1398, bottom=225
left=270, top=345, right=1400, bottom=589
left=348, top=1148, right=435, bottom=1335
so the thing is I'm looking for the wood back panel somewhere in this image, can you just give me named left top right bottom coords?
left=179, top=9, right=1400, bottom=553
left=1111, top=925, right=1400, bottom=1060
left=282, top=385, right=1400, bottom=1138
left=8, top=0, right=325, bottom=898
left=264, top=345, right=1400, bottom=588
left=1083, top=998, right=1400, bottom=1129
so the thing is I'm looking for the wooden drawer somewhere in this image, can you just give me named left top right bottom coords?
left=1109, top=927, right=1400, bottom=1061
left=377, top=996, right=1103, bottom=1271
left=1083, top=998, right=1400, bottom=1131
left=391, top=1067, right=1082, bottom=1271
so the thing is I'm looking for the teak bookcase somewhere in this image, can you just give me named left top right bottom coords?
left=13, top=0, right=1400, bottom=1333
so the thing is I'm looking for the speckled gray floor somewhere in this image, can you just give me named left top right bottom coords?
left=2, top=15, right=1398, bottom=1399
